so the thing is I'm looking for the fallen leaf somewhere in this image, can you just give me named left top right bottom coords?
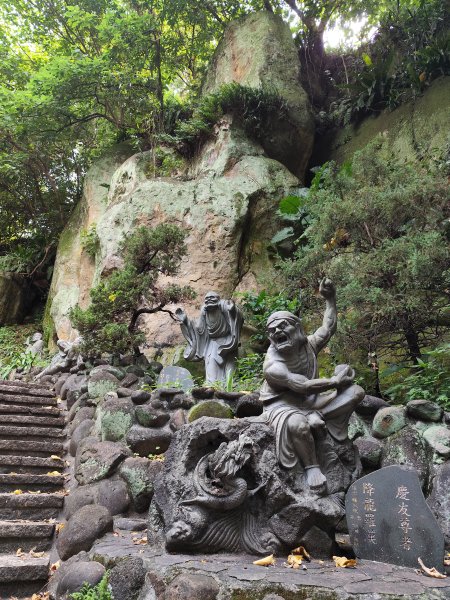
left=50, top=455, right=61, bottom=460
left=16, top=548, right=25, bottom=557
left=333, top=556, right=357, bottom=568
left=418, top=557, right=447, bottom=579
left=133, top=536, right=147, bottom=545
left=12, top=489, right=23, bottom=495
left=55, top=523, right=65, bottom=534
left=56, top=398, right=62, bottom=403
left=291, top=546, right=311, bottom=561
left=30, top=550, right=45, bottom=558
left=253, top=554, right=276, bottom=566
left=46, top=471, right=61, bottom=476
left=50, top=560, right=60, bottom=572
left=28, top=490, right=42, bottom=494
left=286, top=554, right=303, bottom=569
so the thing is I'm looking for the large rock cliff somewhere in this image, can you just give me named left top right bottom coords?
left=45, top=12, right=314, bottom=353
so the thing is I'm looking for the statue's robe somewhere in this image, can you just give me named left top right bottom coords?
left=181, top=300, right=243, bottom=383
left=260, top=337, right=357, bottom=469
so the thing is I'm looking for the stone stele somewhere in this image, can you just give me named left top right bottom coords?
left=345, top=465, right=444, bottom=569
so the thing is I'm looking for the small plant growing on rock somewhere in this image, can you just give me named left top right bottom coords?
left=70, top=573, right=112, bottom=600
left=70, top=223, right=195, bottom=357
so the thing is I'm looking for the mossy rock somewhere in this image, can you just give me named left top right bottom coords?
left=99, top=398, right=135, bottom=442
left=188, top=400, right=234, bottom=422
left=372, top=406, right=406, bottom=439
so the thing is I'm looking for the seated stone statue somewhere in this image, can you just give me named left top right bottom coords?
left=260, top=278, right=364, bottom=492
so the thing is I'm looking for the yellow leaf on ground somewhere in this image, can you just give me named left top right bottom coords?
left=12, top=489, right=23, bottom=495
left=418, top=557, right=447, bottom=579
left=16, top=548, right=25, bottom=557
left=286, top=554, right=303, bottom=569
left=253, top=554, right=276, bottom=566
left=46, top=471, right=61, bottom=476
left=291, top=546, right=311, bottom=560
left=56, top=523, right=65, bottom=534
left=50, top=455, right=61, bottom=460
left=333, top=556, right=357, bottom=568
left=132, top=536, right=147, bottom=545
left=30, top=550, right=45, bottom=558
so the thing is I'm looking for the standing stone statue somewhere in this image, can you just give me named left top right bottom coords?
left=260, top=278, right=365, bottom=492
left=175, top=292, right=243, bottom=385
left=25, top=332, right=44, bottom=356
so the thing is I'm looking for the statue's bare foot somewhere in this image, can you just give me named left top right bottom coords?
left=305, top=466, right=327, bottom=490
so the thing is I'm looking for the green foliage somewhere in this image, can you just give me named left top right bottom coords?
left=0, top=325, right=48, bottom=378
left=238, top=290, right=301, bottom=346
left=70, top=223, right=195, bottom=357
left=80, top=224, right=100, bottom=259
left=384, top=344, right=450, bottom=410
left=70, top=573, right=112, bottom=600
left=271, top=190, right=310, bottom=252
left=162, top=83, right=288, bottom=157
left=281, top=139, right=450, bottom=375
left=234, top=353, right=265, bottom=391
left=331, top=0, right=450, bottom=124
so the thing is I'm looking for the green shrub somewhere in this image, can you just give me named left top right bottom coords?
left=70, top=573, right=112, bottom=600
left=161, top=83, right=288, bottom=157
left=0, top=325, right=48, bottom=379
left=330, top=0, right=450, bottom=124
left=280, top=139, right=450, bottom=386
left=384, top=344, right=450, bottom=410
left=239, top=290, right=301, bottom=346
left=70, top=223, right=195, bottom=357
left=81, top=224, right=100, bottom=259
left=234, top=353, right=265, bottom=391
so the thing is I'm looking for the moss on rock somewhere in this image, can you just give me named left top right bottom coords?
left=188, top=400, right=234, bottom=422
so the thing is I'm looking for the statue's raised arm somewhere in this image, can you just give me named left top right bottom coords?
left=308, top=278, right=337, bottom=354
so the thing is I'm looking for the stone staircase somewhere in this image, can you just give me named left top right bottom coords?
left=0, top=380, right=66, bottom=598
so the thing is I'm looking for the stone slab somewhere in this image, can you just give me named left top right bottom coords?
left=90, top=530, right=450, bottom=599
left=0, top=554, right=49, bottom=582
left=157, top=366, right=194, bottom=391
left=345, top=465, right=445, bottom=569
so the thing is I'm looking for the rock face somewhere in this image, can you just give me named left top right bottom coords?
left=314, top=76, right=450, bottom=167
left=203, top=11, right=313, bottom=179
left=44, top=144, right=134, bottom=346
left=44, top=12, right=314, bottom=353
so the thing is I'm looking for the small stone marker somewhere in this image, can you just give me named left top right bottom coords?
left=345, top=465, right=444, bottom=569
left=157, top=366, right=194, bottom=391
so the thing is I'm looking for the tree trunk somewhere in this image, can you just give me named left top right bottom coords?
left=403, top=322, right=422, bottom=363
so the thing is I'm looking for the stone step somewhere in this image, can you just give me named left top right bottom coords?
left=0, top=520, right=55, bottom=553
left=0, top=383, right=54, bottom=398
left=0, top=379, right=52, bottom=391
left=0, top=473, right=65, bottom=492
left=0, top=492, right=64, bottom=520
left=0, top=439, right=64, bottom=457
left=0, top=392, right=58, bottom=406
left=0, top=414, right=65, bottom=428
left=0, top=553, right=49, bottom=582
left=0, top=455, right=65, bottom=475
left=0, top=425, right=65, bottom=439
left=0, top=403, right=61, bottom=417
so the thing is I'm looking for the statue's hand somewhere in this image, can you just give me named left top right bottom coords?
left=319, top=277, right=336, bottom=300
left=175, top=307, right=187, bottom=322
